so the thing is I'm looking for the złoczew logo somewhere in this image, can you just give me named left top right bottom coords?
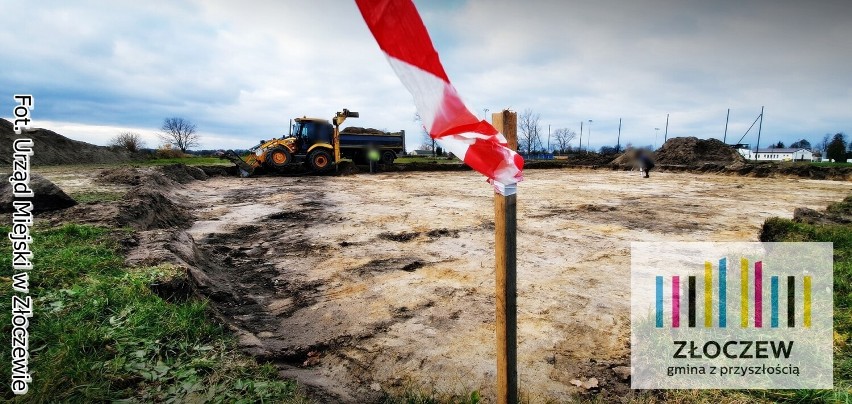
left=631, top=242, right=832, bottom=389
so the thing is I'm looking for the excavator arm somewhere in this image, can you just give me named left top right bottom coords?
left=218, top=150, right=256, bottom=177
left=332, top=109, right=359, bottom=163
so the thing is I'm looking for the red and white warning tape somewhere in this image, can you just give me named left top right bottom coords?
left=356, top=0, right=524, bottom=193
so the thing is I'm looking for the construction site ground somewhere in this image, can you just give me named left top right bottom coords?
left=39, top=166, right=852, bottom=402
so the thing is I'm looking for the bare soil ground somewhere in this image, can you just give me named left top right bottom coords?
left=39, top=167, right=851, bottom=402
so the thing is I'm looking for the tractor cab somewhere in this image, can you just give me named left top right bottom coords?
left=292, top=118, right=334, bottom=154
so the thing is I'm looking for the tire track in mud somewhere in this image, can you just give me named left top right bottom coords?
left=185, top=179, right=473, bottom=402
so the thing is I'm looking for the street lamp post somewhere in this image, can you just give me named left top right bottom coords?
left=483, top=108, right=489, bottom=121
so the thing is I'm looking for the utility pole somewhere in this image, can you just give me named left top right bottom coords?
left=664, top=114, right=669, bottom=143
left=587, top=120, right=593, bottom=151
left=617, top=118, right=622, bottom=153
left=579, top=121, right=583, bottom=153
left=547, top=124, right=551, bottom=153
left=755, top=106, right=764, bottom=159
left=723, top=108, right=730, bottom=144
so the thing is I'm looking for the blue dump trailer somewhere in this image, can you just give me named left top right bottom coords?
left=339, top=128, right=405, bottom=164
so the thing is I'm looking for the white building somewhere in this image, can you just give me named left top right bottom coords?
left=739, top=147, right=815, bottom=162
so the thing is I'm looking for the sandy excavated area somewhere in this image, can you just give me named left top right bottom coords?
left=147, top=169, right=846, bottom=402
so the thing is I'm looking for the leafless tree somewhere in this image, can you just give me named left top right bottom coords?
left=109, top=131, right=146, bottom=152
left=552, top=128, right=577, bottom=153
left=414, top=113, right=435, bottom=155
left=518, top=109, right=542, bottom=154
left=818, top=133, right=831, bottom=153
left=159, top=117, right=199, bottom=152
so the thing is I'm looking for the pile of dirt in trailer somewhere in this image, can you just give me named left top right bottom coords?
left=341, top=127, right=387, bottom=135
left=0, top=173, right=77, bottom=213
left=0, top=118, right=140, bottom=166
left=652, top=137, right=746, bottom=166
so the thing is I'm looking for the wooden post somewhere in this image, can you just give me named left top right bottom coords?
left=492, top=110, right=518, bottom=151
left=492, top=109, right=518, bottom=404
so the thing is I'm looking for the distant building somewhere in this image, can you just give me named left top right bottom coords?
left=733, top=144, right=753, bottom=160
left=410, top=149, right=434, bottom=156
left=736, top=146, right=815, bottom=161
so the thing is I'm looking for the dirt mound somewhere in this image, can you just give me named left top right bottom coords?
left=0, top=173, right=77, bottom=212
left=96, top=167, right=146, bottom=186
left=761, top=194, right=852, bottom=241
left=792, top=195, right=852, bottom=225
left=0, top=118, right=140, bottom=166
left=197, top=165, right=239, bottom=177
left=159, top=164, right=208, bottom=183
left=653, top=137, right=745, bottom=166
left=96, top=164, right=208, bottom=187
left=611, top=149, right=653, bottom=166
left=341, top=127, right=386, bottom=135
left=564, top=153, right=617, bottom=166
left=117, top=188, right=193, bottom=230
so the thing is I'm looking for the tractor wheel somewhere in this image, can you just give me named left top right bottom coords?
left=380, top=150, right=396, bottom=164
left=265, top=147, right=291, bottom=169
left=309, top=149, right=333, bottom=172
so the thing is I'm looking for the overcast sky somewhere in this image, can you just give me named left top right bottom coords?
left=1, top=0, right=850, bottom=151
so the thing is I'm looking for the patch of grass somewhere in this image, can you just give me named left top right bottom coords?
left=70, top=191, right=126, bottom=204
left=810, top=161, right=852, bottom=167
left=750, top=213, right=852, bottom=402
left=384, top=386, right=482, bottom=404
left=0, top=224, right=305, bottom=402
left=395, top=156, right=461, bottom=164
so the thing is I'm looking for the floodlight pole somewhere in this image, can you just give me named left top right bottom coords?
left=588, top=120, right=593, bottom=152
left=664, top=114, right=669, bottom=143
left=723, top=108, right=730, bottom=144
left=492, top=109, right=518, bottom=404
left=755, top=106, right=764, bottom=159
left=617, top=118, right=622, bottom=152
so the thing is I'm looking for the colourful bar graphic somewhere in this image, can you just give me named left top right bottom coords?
left=787, top=276, right=795, bottom=327
left=704, top=261, right=712, bottom=327
left=771, top=276, right=779, bottom=328
left=672, top=276, right=680, bottom=328
left=688, top=276, right=696, bottom=327
left=804, top=275, right=812, bottom=328
left=655, top=276, right=663, bottom=328
left=741, top=258, right=749, bottom=328
left=754, top=261, right=763, bottom=328
left=719, top=258, right=727, bottom=328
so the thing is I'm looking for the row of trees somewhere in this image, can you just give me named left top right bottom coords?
left=108, top=117, right=200, bottom=153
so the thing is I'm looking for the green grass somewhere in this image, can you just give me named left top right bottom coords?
left=809, top=162, right=852, bottom=167
left=743, top=203, right=852, bottom=402
left=395, top=156, right=461, bottom=164
left=0, top=224, right=305, bottom=402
